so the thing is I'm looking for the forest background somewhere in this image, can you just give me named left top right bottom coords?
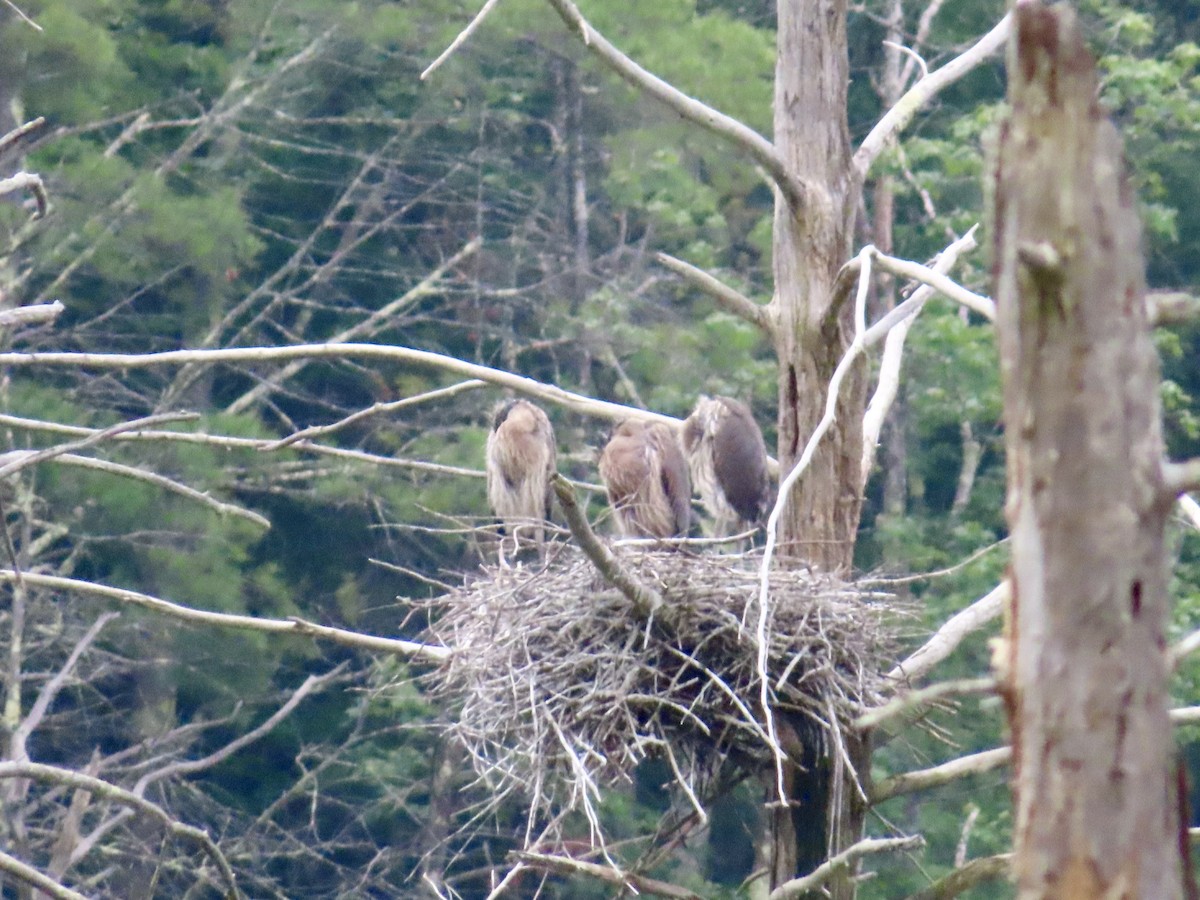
left=0, top=0, right=1199, bottom=897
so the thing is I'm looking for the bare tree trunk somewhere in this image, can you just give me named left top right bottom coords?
left=770, top=0, right=868, bottom=894
left=993, top=5, right=1188, bottom=898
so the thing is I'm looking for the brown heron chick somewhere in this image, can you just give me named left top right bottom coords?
left=598, top=419, right=691, bottom=539
left=682, top=396, right=770, bottom=536
left=486, top=399, right=557, bottom=551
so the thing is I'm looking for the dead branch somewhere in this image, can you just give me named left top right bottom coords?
left=768, top=835, right=925, bottom=900
left=0, top=761, right=240, bottom=898
left=421, top=0, right=504, bottom=80
left=0, top=171, right=47, bottom=218
left=0, top=343, right=679, bottom=428
left=1163, top=458, right=1200, bottom=498
left=901, top=853, right=1012, bottom=900
left=1147, top=291, right=1200, bottom=325
left=0, top=301, right=63, bottom=329
left=540, top=0, right=805, bottom=210
left=872, top=747, right=1011, bottom=803
left=552, top=474, right=663, bottom=617
left=855, top=677, right=995, bottom=731
left=868, top=250, right=994, bottom=320
left=0, top=569, right=450, bottom=663
left=654, top=252, right=772, bottom=334
left=0, top=848, right=85, bottom=900
left=0, top=117, right=47, bottom=162
left=855, top=13, right=1010, bottom=178
left=513, top=849, right=702, bottom=900
left=888, top=581, right=1009, bottom=684
left=1180, top=494, right=1200, bottom=532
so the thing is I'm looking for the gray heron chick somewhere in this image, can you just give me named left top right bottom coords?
left=598, top=419, right=691, bottom=539
left=486, top=399, right=557, bottom=552
left=682, top=396, right=770, bottom=536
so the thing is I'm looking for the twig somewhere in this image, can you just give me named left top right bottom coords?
left=540, top=0, right=805, bottom=210
left=421, top=0, right=504, bottom=80
left=0, top=1, right=42, bottom=32
left=551, top=474, right=663, bottom=618
left=901, top=852, right=1012, bottom=900
left=888, top=582, right=1009, bottom=684
left=858, top=538, right=1008, bottom=588
left=768, top=835, right=925, bottom=900
left=513, top=849, right=702, bottom=900
left=0, top=761, right=240, bottom=898
left=871, top=747, right=1011, bottom=803
left=654, top=252, right=771, bottom=333
left=0, top=849, right=85, bottom=900
left=856, top=677, right=995, bottom=730
left=0, top=570, right=450, bottom=663
left=855, top=13, right=1011, bottom=178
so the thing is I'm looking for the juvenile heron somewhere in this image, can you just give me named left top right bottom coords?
left=486, top=399, right=557, bottom=553
left=598, top=419, right=691, bottom=539
left=681, top=396, right=770, bottom=536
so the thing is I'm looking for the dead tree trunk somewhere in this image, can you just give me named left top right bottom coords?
left=993, top=5, right=1187, bottom=897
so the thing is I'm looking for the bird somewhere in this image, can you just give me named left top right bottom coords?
left=681, top=396, right=770, bottom=537
left=598, top=419, right=691, bottom=539
left=486, top=399, right=557, bottom=556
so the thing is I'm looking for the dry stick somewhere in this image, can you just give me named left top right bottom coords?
left=854, top=12, right=1011, bottom=179
left=513, top=850, right=702, bottom=900
left=0, top=570, right=449, bottom=664
left=265, top=379, right=486, bottom=449
left=0, top=171, right=47, bottom=218
left=0, top=302, right=64, bottom=329
left=224, top=236, right=483, bottom=415
left=0, top=849, right=85, bottom=900
left=551, top=474, right=663, bottom=618
left=871, top=747, right=1012, bottom=804
left=0, top=761, right=240, bottom=898
left=654, top=251, right=771, bottom=333
left=855, top=677, right=995, bottom=731
left=901, top=853, right=1012, bottom=900
left=888, top=581, right=1010, bottom=684
left=421, top=0, right=505, bottom=80
left=768, top=835, right=925, bottom=900
left=0, top=343, right=678, bottom=429
left=861, top=228, right=981, bottom=483
left=540, top=0, right=804, bottom=210
left=0, top=117, right=46, bottom=158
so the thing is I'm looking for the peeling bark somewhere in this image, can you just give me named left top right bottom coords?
left=993, top=5, right=1186, bottom=898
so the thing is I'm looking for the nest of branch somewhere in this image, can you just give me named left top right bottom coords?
left=422, top=543, right=904, bottom=820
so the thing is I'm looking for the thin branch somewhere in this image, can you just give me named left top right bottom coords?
left=654, top=252, right=771, bottom=334
left=0, top=570, right=450, bottom=663
left=0, top=849, right=85, bottom=900
left=861, top=228, right=980, bottom=481
left=0, top=761, right=240, bottom=899
left=540, top=0, right=805, bottom=209
left=0, top=1, right=42, bottom=32
left=513, top=850, right=702, bottom=900
left=901, top=853, right=1012, bottom=900
left=224, top=236, right=483, bottom=414
left=421, top=0, right=504, bottom=80
left=768, top=835, right=925, bottom=900
left=871, top=747, right=1011, bottom=803
left=265, top=380, right=486, bottom=449
left=551, top=474, right=663, bottom=618
left=1163, top=458, right=1200, bottom=498
left=0, top=343, right=680, bottom=428
left=888, top=582, right=1009, bottom=684
left=870, top=250, right=995, bottom=320
left=0, top=117, right=47, bottom=160
left=855, top=13, right=1011, bottom=179
left=855, top=677, right=995, bottom=731
left=0, top=171, right=47, bottom=218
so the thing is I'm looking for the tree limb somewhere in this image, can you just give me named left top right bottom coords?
left=1163, top=458, right=1200, bottom=498
left=768, top=835, right=925, bottom=900
left=0, top=301, right=64, bottom=329
left=0, top=171, right=47, bottom=218
left=888, top=581, right=1009, bottom=684
left=872, top=747, right=1011, bottom=803
left=512, top=849, right=702, bottom=900
left=0, top=343, right=681, bottom=428
left=0, top=848, right=86, bottom=900
left=1147, top=291, right=1200, bottom=326
left=854, top=13, right=1011, bottom=179
left=551, top=474, right=663, bottom=618
left=856, top=677, right=995, bottom=731
left=654, top=252, right=772, bottom=334
left=901, top=853, right=1012, bottom=900
left=0, top=761, right=240, bottom=899
left=0, top=570, right=450, bottom=663
left=540, top=0, right=805, bottom=210
left=869, top=250, right=995, bottom=320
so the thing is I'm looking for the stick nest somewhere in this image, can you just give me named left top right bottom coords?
left=422, top=543, right=904, bottom=819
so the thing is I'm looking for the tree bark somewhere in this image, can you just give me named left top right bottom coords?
left=993, top=5, right=1188, bottom=898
